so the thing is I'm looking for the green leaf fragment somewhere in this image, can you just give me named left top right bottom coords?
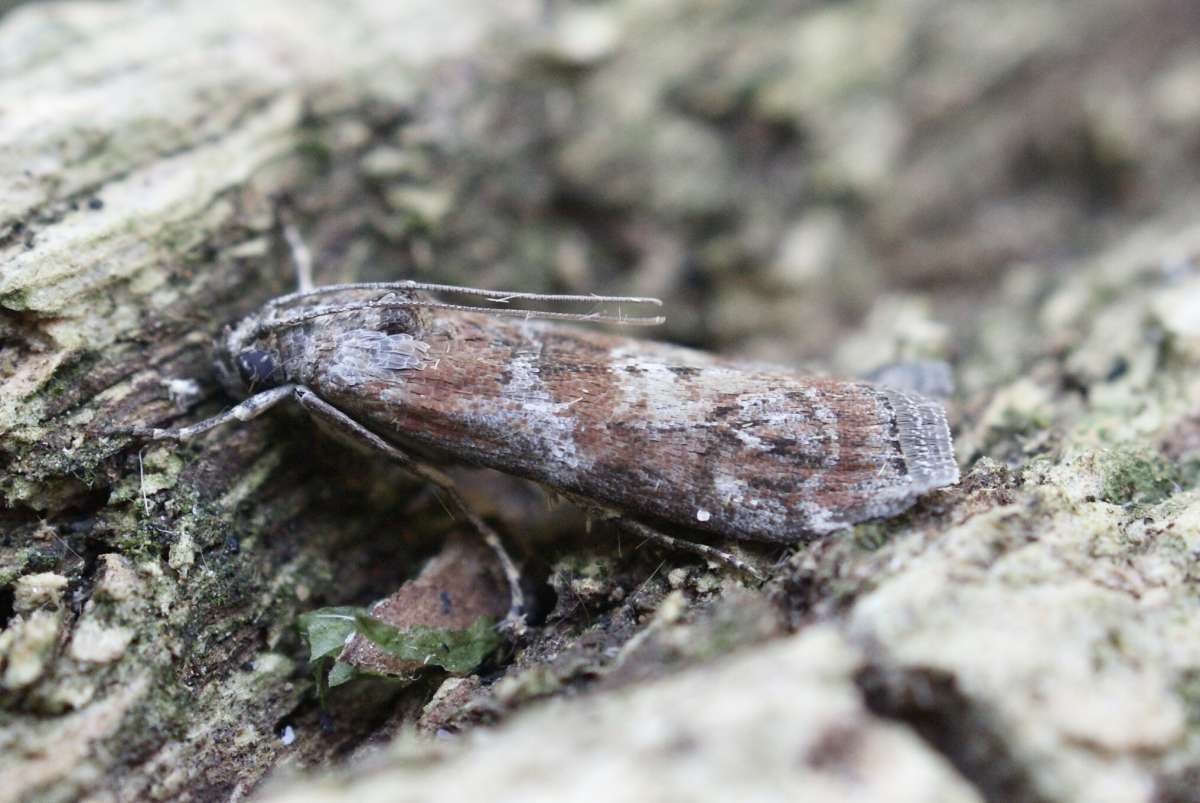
left=327, top=660, right=356, bottom=688
left=297, top=606, right=499, bottom=691
left=296, top=606, right=366, bottom=662
left=354, top=614, right=500, bottom=674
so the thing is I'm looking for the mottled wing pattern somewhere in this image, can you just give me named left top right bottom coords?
left=314, top=313, right=958, bottom=542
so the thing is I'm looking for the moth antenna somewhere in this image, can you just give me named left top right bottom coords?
left=256, top=298, right=666, bottom=335
left=403, top=282, right=663, bottom=307
left=265, top=281, right=663, bottom=310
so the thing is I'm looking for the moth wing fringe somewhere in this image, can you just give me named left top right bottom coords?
left=881, top=388, right=959, bottom=492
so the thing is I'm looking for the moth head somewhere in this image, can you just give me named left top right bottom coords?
left=212, top=317, right=283, bottom=398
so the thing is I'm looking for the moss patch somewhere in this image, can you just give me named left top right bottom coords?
left=1098, top=447, right=1182, bottom=506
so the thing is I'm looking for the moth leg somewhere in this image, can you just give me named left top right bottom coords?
left=292, top=387, right=529, bottom=636
left=612, top=517, right=765, bottom=581
left=108, top=384, right=299, bottom=441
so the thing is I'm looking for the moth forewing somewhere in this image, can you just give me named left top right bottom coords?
left=297, top=304, right=958, bottom=543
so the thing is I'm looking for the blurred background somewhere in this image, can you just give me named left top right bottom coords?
left=235, top=0, right=1200, bottom=384
left=7, top=0, right=1200, bottom=375
left=310, top=1, right=1199, bottom=352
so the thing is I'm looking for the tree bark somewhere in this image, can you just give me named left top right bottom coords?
left=4, top=1, right=1200, bottom=802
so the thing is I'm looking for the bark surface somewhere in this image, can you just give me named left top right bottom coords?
left=4, top=1, right=1200, bottom=802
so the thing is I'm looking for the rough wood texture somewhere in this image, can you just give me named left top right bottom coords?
left=4, top=1, right=1200, bottom=802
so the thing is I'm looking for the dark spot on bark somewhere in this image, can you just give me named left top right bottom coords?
left=658, top=732, right=699, bottom=755
left=668, top=366, right=701, bottom=378
left=858, top=665, right=1052, bottom=803
left=0, top=587, right=14, bottom=630
left=712, top=405, right=739, bottom=419
left=440, top=590, right=452, bottom=615
left=88, top=197, right=104, bottom=210
left=623, top=364, right=645, bottom=375
left=804, top=724, right=863, bottom=772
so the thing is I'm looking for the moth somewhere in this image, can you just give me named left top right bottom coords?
left=114, top=269, right=958, bottom=628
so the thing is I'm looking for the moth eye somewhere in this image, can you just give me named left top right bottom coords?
left=235, top=350, right=277, bottom=385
